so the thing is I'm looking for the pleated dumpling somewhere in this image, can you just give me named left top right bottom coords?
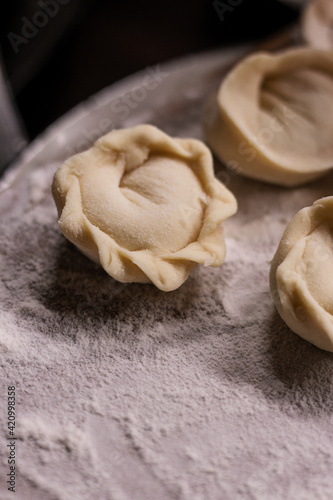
left=270, top=196, right=333, bottom=352
left=204, top=47, right=333, bottom=186
left=52, top=125, right=237, bottom=291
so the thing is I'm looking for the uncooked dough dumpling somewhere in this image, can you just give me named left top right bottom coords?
left=203, top=47, right=333, bottom=186
left=270, top=196, right=333, bottom=351
left=52, top=124, right=237, bottom=291
left=302, top=0, right=333, bottom=51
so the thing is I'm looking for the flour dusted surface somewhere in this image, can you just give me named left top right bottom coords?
left=2, top=46, right=333, bottom=499
left=1, top=157, right=333, bottom=500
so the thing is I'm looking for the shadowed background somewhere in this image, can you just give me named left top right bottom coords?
left=1, top=0, right=299, bottom=140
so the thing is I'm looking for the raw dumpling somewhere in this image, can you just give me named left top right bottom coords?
left=52, top=124, right=237, bottom=292
left=203, top=47, right=333, bottom=186
left=270, top=196, right=333, bottom=351
left=302, top=0, right=333, bottom=51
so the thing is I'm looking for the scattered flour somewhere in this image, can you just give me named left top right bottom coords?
left=1, top=50, right=333, bottom=500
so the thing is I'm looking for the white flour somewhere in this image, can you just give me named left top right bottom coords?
left=1, top=45, right=333, bottom=499
left=1, top=156, right=333, bottom=500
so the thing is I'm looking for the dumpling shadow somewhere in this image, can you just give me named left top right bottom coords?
left=265, top=310, right=333, bottom=414
left=210, top=305, right=333, bottom=416
left=40, top=238, right=202, bottom=334
left=213, top=156, right=333, bottom=212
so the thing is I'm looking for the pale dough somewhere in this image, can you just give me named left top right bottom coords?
left=270, top=196, right=333, bottom=352
left=52, top=124, right=237, bottom=291
left=302, top=0, right=333, bottom=51
left=203, top=47, right=333, bottom=186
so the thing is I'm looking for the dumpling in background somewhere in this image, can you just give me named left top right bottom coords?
left=203, top=47, right=333, bottom=186
left=302, top=0, right=333, bottom=51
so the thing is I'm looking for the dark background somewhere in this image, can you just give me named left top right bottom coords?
left=1, top=0, right=300, bottom=141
